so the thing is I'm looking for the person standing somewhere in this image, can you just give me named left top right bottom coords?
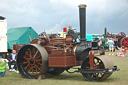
left=7, top=50, right=17, bottom=72
left=107, top=38, right=114, bottom=55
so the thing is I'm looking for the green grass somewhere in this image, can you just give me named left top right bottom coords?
left=0, top=50, right=128, bottom=85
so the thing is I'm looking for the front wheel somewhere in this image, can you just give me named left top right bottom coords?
left=81, top=55, right=113, bottom=81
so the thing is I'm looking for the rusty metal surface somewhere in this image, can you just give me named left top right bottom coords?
left=30, top=39, right=38, bottom=44
left=53, top=38, right=66, bottom=45
left=65, top=35, right=72, bottom=44
left=88, top=49, right=105, bottom=68
left=95, top=55, right=113, bottom=80
left=49, top=54, right=76, bottom=67
left=96, top=55, right=113, bottom=69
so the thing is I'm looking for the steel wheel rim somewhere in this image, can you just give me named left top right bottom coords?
left=81, top=56, right=113, bottom=81
left=17, top=44, right=48, bottom=78
left=82, top=57, right=105, bottom=81
left=23, top=46, right=42, bottom=76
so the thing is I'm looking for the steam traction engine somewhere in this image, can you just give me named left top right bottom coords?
left=103, top=28, right=128, bottom=50
left=107, top=32, right=128, bottom=49
left=17, top=5, right=118, bottom=81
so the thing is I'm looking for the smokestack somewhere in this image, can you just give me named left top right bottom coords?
left=78, top=4, right=87, bottom=43
left=104, top=27, right=107, bottom=38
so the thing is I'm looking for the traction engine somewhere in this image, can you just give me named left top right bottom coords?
left=17, top=4, right=118, bottom=81
left=103, top=28, right=128, bottom=50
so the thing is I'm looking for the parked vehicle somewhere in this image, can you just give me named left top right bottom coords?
left=0, top=16, right=7, bottom=58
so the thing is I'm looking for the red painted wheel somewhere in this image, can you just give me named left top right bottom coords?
left=17, top=44, right=48, bottom=78
left=121, top=37, right=128, bottom=48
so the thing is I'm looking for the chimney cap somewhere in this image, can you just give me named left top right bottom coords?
left=78, top=4, right=87, bottom=8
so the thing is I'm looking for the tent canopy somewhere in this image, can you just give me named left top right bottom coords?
left=7, top=27, right=38, bottom=49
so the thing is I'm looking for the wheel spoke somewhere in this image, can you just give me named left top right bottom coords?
left=23, top=56, right=29, bottom=61
left=36, top=60, right=42, bottom=62
left=28, top=48, right=32, bottom=57
left=35, top=68, right=38, bottom=74
left=32, top=48, right=36, bottom=54
left=28, top=66, right=32, bottom=73
left=32, top=66, right=34, bottom=75
left=35, top=64, right=41, bottom=71
left=35, top=55, right=41, bottom=59
left=95, top=73, right=99, bottom=79
left=23, top=62, right=28, bottom=64
left=25, top=51, right=30, bottom=58
left=24, top=64, right=30, bottom=70
left=36, top=62, right=42, bottom=66
left=33, top=50, right=39, bottom=58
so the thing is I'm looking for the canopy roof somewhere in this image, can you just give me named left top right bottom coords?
left=7, top=27, right=38, bottom=49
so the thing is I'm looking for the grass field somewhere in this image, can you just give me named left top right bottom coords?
left=0, top=50, right=128, bottom=85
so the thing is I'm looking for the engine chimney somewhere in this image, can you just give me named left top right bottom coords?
left=78, top=4, right=87, bottom=43
left=104, top=27, right=107, bottom=38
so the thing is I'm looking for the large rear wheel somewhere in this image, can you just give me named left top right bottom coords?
left=81, top=55, right=113, bottom=81
left=118, top=37, right=128, bottom=48
left=17, top=44, right=48, bottom=79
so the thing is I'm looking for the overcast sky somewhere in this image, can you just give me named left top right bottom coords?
left=0, top=0, right=128, bottom=35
